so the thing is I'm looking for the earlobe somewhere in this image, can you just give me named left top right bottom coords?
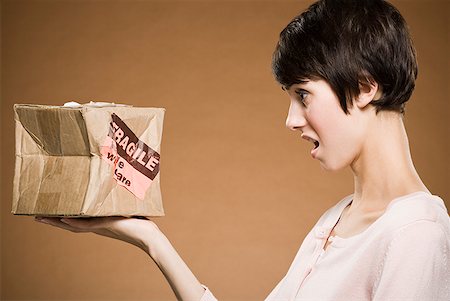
left=355, top=80, right=380, bottom=109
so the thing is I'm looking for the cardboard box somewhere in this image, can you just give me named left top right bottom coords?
left=12, top=103, right=165, bottom=217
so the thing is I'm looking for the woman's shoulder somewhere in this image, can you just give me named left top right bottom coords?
left=381, top=191, right=449, bottom=233
left=372, top=192, right=450, bottom=242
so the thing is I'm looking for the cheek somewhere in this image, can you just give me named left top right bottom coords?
left=331, top=121, right=364, bottom=170
left=309, top=103, right=347, bottom=143
left=311, top=106, right=360, bottom=170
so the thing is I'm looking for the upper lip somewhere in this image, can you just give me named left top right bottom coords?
left=301, top=134, right=318, bottom=144
left=301, top=134, right=320, bottom=147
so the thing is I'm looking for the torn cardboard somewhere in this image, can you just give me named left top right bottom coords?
left=12, top=103, right=165, bottom=217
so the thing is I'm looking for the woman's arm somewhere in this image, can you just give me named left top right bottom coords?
left=35, top=217, right=214, bottom=301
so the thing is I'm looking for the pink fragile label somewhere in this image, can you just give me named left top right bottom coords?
left=100, top=114, right=161, bottom=200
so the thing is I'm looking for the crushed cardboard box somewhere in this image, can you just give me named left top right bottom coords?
left=12, top=103, right=165, bottom=217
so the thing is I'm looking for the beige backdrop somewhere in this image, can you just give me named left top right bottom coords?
left=1, top=1, right=448, bottom=300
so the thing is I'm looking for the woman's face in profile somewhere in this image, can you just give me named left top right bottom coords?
left=284, top=79, right=368, bottom=172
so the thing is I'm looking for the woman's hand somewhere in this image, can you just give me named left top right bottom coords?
left=35, top=216, right=159, bottom=255
left=35, top=216, right=209, bottom=300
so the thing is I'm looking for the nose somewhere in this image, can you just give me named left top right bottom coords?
left=285, top=100, right=307, bottom=131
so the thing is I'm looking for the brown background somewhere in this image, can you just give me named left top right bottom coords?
left=1, top=0, right=448, bottom=300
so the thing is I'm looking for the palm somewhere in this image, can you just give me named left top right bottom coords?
left=36, top=216, right=158, bottom=252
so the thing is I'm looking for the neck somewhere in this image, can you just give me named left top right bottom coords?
left=349, top=111, right=429, bottom=213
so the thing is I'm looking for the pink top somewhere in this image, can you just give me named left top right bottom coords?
left=200, top=191, right=450, bottom=301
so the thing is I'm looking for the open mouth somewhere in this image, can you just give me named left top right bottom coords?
left=308, top=137, right=320, bottom=149
left=313, top=140, right=319, bottom=149
left=301, top=134, right=320, bottom=152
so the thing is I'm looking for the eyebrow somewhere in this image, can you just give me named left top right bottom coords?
left=281, top=80, right=310, bottom=91
left=294, top=88, right=307, bottom=93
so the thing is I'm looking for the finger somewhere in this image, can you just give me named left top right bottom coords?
left=35, top=217, right=87, bottom=233
left=60, top=218, right=95, bottom=229
left=60, top=217, right=123, bottom=230
left=132, top=216, right=150, bottom=220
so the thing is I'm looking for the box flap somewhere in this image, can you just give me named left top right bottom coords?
left=14, top=104, right=90, bottom=156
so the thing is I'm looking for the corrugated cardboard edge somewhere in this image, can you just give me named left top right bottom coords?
left=12, top=105, right=23, bottom=214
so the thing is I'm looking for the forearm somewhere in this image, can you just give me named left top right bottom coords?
left=146, top=228, right=206, bottom=301
left=35, top=217, right=209, bottom=300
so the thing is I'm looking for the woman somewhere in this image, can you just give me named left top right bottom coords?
left=36, top=0, right=450, bottom=300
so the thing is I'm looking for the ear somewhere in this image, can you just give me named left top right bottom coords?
left=355, top=79, right=381, bottom=109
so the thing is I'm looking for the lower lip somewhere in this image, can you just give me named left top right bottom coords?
left=311, top=146, right=319, bottom=158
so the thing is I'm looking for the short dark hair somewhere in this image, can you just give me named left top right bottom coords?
left=272, top=0, right=418, bottom=115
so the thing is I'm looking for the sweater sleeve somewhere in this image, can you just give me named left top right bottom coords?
left=373, top=220, right=450, bottom=301
left=199, top=285, right=218, bottom=301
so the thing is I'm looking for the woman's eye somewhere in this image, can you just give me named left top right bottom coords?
left=296, top=90, right=308, bottom=106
